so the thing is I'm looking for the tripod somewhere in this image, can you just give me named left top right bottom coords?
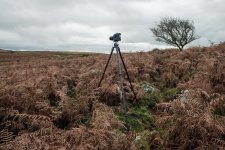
left=98, top=42, right=137, bottom=128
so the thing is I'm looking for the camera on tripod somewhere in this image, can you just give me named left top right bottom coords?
left=109, top=33, right=121, bottom=42
left=98, top=33, right=137, bottom=130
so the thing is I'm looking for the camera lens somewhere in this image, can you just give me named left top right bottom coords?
left=109, top=36, right=113, bottom=41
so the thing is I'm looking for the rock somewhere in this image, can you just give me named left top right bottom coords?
left=177, top=90, right=191, bottom=102
left=140, top=83, right=156, bottom=93
left=135, top=136, right=141, bottom=141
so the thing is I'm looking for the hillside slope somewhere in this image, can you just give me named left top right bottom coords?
left=0, top=44, right=224, bottom=149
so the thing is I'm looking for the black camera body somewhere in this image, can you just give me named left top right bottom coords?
left=109, top=33, right=121, bottom=42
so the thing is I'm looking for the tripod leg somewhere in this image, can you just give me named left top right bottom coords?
left=98, top=46, right=114, bottom=87
left=118, top=47, right=137, bottom=103
left=115, top=46, right=129, bottom=130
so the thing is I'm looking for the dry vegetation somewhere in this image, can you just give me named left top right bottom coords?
left=0, top=43, right=225, bottom=149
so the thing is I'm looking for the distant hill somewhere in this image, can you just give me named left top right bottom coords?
left=0, top=48, right=14, bottom=53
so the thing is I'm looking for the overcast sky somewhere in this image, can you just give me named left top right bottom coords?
left=0, top=0, right=224, bottom=53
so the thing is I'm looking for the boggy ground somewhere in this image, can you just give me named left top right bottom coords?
left=0, top=43, right=225, bottom=150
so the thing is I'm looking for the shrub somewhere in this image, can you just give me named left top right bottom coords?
left=143, top=91, right=162, bottom=108
left=67, top=89, right=77, bottom=99
left=214, top=107, right=225, bottom=116
left=162, top=88, right=177, bottom=101
left=116, top=106, right=154, bottom=132
left=135, top=131, right=151, bottom=150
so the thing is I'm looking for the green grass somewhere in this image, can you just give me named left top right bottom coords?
left=143, top=88, right=177, bottom=106
left=80, top=113, right=92, bottom=126
left=67, top=88, right=77, bottom=105
left=67, top=89, right=77, bottom=98
left=116, top=106, right=154, bottom=132
left=214, top=107, right=225, bottom=116
left=115, top=86, right=177, bottom=132
left=162, top=88, right=177, bottom=102
left=135, top=131, right=151, bottom=150
left=142, top=91, right=162, bottom=108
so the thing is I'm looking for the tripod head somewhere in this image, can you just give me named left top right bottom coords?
left=113, top=42, right=119, bottom=48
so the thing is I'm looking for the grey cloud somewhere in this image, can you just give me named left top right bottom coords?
left=0, top=0, right=225, bottom=52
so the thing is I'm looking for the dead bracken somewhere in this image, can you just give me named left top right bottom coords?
left=0, top=43, right=225, bottom=149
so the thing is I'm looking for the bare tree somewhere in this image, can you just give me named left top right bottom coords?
left=150, top=17, right=199, bottom=51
